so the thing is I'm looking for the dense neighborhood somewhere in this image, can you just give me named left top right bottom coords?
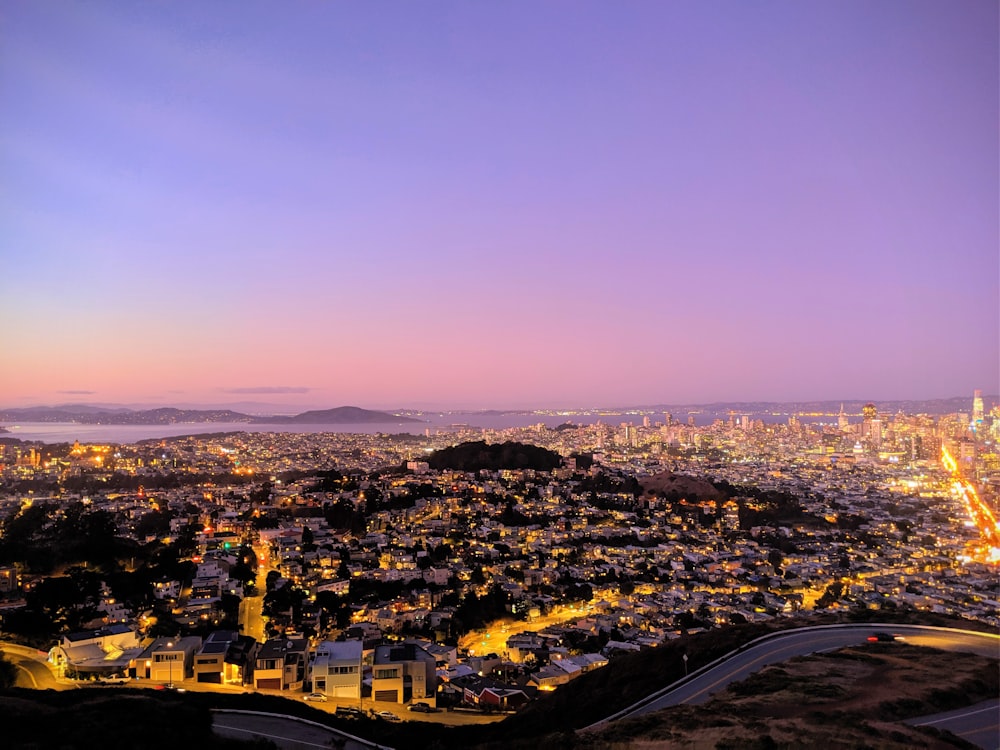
left=0, top=402, right=996, bottom=719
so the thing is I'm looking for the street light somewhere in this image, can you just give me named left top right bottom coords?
left=166, top=641, right=174, bottom=688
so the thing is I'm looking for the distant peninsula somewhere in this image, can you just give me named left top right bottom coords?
left=0, top=405, right=421, bottom=425
left=252, top=406, right=422, bottom=424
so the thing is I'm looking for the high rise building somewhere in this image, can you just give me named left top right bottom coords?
left=972, top=390, right=984, bottom=425
left=861, top=403, right=882, bottom=448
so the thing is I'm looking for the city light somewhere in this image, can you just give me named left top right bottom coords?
left=941, top=445, right=1000, bottom=563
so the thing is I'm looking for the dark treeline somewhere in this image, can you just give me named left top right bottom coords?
left=427, top=441, right=563, bottom=472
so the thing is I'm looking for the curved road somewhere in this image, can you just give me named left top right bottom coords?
left=213, top=710, right=387, bottom=750
left=908, top=698, right=999, bottom=750
left=593, top=624, right=999, bottom=725
left=0, top=643, right=63, bottom=690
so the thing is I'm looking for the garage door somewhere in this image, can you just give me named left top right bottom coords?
left=257, top=678, right=281, bottom=690
left=373, top=690, right=398, bottom=702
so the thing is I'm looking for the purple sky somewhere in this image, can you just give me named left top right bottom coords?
left=2, top=1, right=997, bottom=410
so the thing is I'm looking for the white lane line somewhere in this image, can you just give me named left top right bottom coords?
left=15, top=662, right=39, bottom=688
left=915, top=704, right=999, bottom=726
left=214, top=723, right=333, bottom=749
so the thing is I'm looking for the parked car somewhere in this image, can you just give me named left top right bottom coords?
left=377, top=711, right=401, bottom=722
left=304, top=692, right=328, bottom=702
left=96, top=676, right=129, bottom=685
left=336, top=706, right=363, bottom=718
left=408, top=702, right=434, bottom=713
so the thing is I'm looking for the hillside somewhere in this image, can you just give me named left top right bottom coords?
left=575, top=643, right=997, bottom=749
left=640, top=471, right=725, bottom=501
left=2, top=634, right=993, bottom=750
left=0, top=405, right=419, bottom=425
left=427, top=440, right=563, bottom=471
left=256, top=406, right=421, bottom=424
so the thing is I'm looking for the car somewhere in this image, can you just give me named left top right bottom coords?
left=867, top=632, right=896, bottom=642
left=335, top=706, right=363, bottom=718
left=377, top=711, right=401, bottom=722
left=97, top=676, right=129, bottom=685
left=304, top=692, right=328, bottom=702
left=408, top=702, right=433, bottom=713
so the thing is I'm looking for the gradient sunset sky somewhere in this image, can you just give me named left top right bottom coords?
left=2, top=1, right=997, bottom=410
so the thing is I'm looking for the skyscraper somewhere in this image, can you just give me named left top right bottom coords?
left=861, top=403, right=882, bottom=448
left=972, top=390, right=984, bottom=425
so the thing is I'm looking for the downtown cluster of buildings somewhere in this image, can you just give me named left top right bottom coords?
left=0, top=397, right=996, bottom=710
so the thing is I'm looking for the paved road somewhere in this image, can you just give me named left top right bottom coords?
left=238, top=542, right=271, bottom=642
left=600, top=624, right=999, bottom=724
left=0, top=643, right=63, bottom=690
left=213, top=710, right=387, bottom=750
left=908, top=698, right=1000, bottom=750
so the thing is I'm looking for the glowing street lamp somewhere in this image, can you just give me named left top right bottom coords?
left=166, top=641, right=174, bottom=687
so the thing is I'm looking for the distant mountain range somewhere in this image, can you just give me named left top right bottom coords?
left=638, top=396, right=996, bottom=415
left=1, top=396, right=992, bottom=427
left=0, top=405, right=422, bottom=425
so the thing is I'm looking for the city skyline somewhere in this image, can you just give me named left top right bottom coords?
left=3, top=1, right=998, bottom=410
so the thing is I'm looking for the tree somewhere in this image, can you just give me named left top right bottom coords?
left=265, top=570, right=281, bottom=593
left=135, top=510, right=172, bottom=538
left=816, top=581, right=844, bottom=608
left=0, top=653, right=19, bottom=687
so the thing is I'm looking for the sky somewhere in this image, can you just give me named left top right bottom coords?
left=2, top=1, right=997, bottom=411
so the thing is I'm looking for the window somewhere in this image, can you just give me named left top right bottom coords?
left=375, top=668, right=399, bottom=680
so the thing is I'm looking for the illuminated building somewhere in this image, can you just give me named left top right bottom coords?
left=860, top=403, right=882, bottom=448
left=972, top=389, right=984, bottom=426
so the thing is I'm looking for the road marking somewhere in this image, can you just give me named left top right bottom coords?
left=214, top=722, right=335, bottom=749
left=915, top=704, right=999, bottom=726
left=15, top=662, right=39, bottom=688
left=682, top=639, right=814, bottom=702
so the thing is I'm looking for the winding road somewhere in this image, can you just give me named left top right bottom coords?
left=213, top=709, right=389, bottom=750
left=590, top=624, right=999, bottom=726
left=908, top=698, right=1000, bottom=750
left=0, top=643, right=63, bottom=690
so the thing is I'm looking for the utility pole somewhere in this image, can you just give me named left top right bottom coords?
left=167, top=641, right=174, bottom=687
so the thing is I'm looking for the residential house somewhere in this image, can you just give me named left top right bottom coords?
left=193, top=630, right=257, bottom=685
left=371, top=642, right=437, bottom=705
left=131, top=636, right=202, bottom=684
left=48, top=624, right=143, bottom=678
left=254, top=637, right=308, bottom=691
left=310, top=639, right=362, bottom=699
